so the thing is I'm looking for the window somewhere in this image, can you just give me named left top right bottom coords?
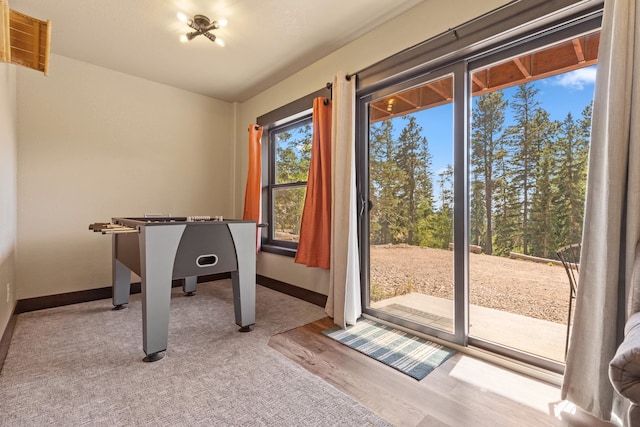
left=267, top=115, right=312, bottom=249
left=256, top=86, right=330, bottom=254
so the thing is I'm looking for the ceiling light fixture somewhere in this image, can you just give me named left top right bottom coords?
left=178, top=12, right=227, bottom=46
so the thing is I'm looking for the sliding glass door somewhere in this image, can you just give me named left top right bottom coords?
left=359, top=21, right=600, bottom=371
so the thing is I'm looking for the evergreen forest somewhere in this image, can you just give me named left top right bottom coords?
left=369, top=82, right=592, bottom=259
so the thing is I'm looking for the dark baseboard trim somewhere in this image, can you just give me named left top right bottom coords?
left=0, top=305, right=18, bottom=374
left=15, top=286, right=115, bottom=314
left=257, top=275, right=327, bottom=307
left=14, top=273, right=231, bottom=314
left=11, top=273, right=324, bottom=314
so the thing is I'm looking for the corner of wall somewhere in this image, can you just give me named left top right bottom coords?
left=0, top=61, right=18, bottom=339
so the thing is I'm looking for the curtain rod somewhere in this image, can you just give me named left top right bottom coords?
left=321, top=2, right=485, bottom=92
left=322, top=0, right=509, bottom=87
left=329, top=0, right=524, bottom=86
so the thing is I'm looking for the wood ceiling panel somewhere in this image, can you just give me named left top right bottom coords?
left=371, top=31, right=600, bottom=123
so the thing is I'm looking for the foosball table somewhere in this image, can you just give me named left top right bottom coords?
left=89, top=216, right=256, bottom=362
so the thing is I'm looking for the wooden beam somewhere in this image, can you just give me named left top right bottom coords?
left=396, top=93, right=418, bottom=109
left=572, top=37, right=585, bottom=63
left=425, top=82, right=450, bottom=101
left=471, top=72, right=487, bottom=90
left=513, top=57, right=531, bottom=78
left=370, top=103, right=390, bottom=115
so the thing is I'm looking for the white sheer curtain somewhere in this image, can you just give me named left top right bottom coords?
left=325, top=71, right=361, bottom=327
left=562, top=0, right=640, bottom=422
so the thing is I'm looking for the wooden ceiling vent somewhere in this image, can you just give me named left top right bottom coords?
left=0, top=0, right=51, bottom=75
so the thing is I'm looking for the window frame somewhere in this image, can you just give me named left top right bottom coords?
left=256, top=86, right=330, bottom=255
left=266, top=114, right=313, bottom=251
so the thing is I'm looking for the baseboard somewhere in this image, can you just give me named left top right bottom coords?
left=0, top=305, right=17, bottom=374
left=15, top=286, right=116, bottom=314
left=14, top=273, right=231, bottom=314
left=257, top=275, right=327, bottom=307
left=12, top=273, right=325, bottom=314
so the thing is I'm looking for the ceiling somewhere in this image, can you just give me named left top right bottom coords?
left=10, top=0, right=424, bottom=102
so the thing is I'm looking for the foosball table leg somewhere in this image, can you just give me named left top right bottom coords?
left=112, top=255, right=131, bottom=309
left=183, top=276, right=197, bottom=296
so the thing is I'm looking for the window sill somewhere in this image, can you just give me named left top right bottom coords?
left=261, top=244, right=297, bottom=258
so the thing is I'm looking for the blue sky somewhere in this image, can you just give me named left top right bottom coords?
left=382, top=65, right=598, bottom=180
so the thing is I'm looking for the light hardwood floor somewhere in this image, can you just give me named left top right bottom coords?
left=268, top=317, right=614, bottom=427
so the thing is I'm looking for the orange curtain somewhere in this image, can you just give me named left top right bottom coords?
left=243, top=124, right=263, bottom=251
left=294, top=98, right=332, bottom=269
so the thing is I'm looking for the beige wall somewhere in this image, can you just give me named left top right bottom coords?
left=236, top=0, right=509, bottom=296
left=0, top=62, right=17, bottom=335
left=16, top=55, right=234, bottom=299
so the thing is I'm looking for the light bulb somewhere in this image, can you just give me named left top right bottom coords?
left=177, top=12, right=188, bottom=22
left=180, top=34, right=188, bottom=43
left=215, top=37, right=225, bottom=47
left=217, top=17, right=228, bottom=27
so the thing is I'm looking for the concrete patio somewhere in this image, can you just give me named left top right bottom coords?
left=372, top=293, right=568, bottom=362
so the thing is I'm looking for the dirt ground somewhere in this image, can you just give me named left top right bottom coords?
left=370, top=244, right=571, bottom=324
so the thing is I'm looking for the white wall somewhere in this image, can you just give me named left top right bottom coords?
left=235, top=0, right=509, bottom=296
left=16, top=55, right=234, bottom=299
left=0, top=62, right=17, bottom=335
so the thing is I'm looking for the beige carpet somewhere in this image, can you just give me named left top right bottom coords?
left=0, top=280, right=389, bottom=426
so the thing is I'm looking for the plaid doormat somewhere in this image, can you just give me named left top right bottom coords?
left=322, top=318, right=455, bottom=380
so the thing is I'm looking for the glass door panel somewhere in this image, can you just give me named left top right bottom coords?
left=367, top=74, right=456, bottom=335
left=468, top=32, right=598, bottom=363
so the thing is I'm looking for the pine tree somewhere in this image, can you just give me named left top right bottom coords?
left=427, top=164, right=453, bottom=249
left=492, top=145, right=520, bottom=256
left=369, top=119, right=401, bottom=244
left=552, top=104, right=591, bottom=248
left=395, top=115, right=433, bottom=245
left=471, top=91, right=507, bottom=255
left=506, top=83, right=541, bottom=255
left=528, top=110, right=558, bottom=258
left=470, top=176, right=486, bottom=247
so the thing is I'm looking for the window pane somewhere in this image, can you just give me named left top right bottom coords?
left=274, top=121, right=312, bottom=185
left=273, top=186, right=306, bottom=242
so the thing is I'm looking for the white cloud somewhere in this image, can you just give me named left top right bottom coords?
left=551, top=66, right=597, bottom=90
